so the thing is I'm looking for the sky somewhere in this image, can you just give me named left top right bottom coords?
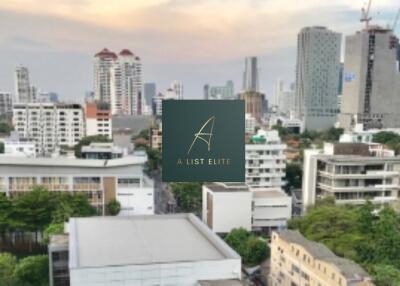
left=0, top=0, right=399, bottom=102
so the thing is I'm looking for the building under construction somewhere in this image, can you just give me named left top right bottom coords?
left=340, top=25, right=400, bottom=130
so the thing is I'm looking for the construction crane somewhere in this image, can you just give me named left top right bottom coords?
left=360, top=0, right=372, bottom=29
left=393, top=8, right=400, bottom=31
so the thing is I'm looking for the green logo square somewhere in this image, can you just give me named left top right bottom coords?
left=162, top=100, right=245, bottom=182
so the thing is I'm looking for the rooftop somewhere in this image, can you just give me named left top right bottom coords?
left=69, top=214, right=240, bottom=269
left=277, top=230, right=370, bottom=279
left=252, top=189, right=289, bottom=198
left=205, top=182, right=249, bottom=192
left=198, top=280, right=243, bottom=286
left=317, top=154, right=400, bottom=164
left=0, top=155, right=146, bottom=167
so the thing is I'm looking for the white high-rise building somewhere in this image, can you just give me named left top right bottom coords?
left=245, top=129, right=286, bottom=189
left=272, top=78, right=284, bottom=107
left=94, top=48, right=142, bottom=115
left=94, top=48, right=117, bottom=104
left=13, top=103, right=85, bottom=156
left=295, top=26, right=342, bottom=131
left=340, top=26, right=400, bottom=130
left=243, top=57, right=259, bottom=92
left=14, top=66, right=32, bottom=103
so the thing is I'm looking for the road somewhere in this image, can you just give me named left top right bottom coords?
left=153, top=170, right=176, bottom=214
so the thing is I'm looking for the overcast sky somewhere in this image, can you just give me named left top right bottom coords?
left=0, top=0, right=399, bottom=102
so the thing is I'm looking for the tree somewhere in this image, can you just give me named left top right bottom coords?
left=106, top=199, right=121, bottom=216
left=133, top=129, right=150, bottom=141
left=42, top=222, right=64, bottom=245
left=224, top=228, right=269, bottom=266
left=285, top=163, right=302, bottom=189
left=373, top=264, right=400, bottom=286
left=170, top=182, right=202, bottom=214
left=51, top=193, right=96, bottom=223
left=0, top=142, right=4, bottom=154
left=74, top=135, right=111, bottom=158
left=244, top=236, right=269, bottom=266
left=0, top=122, right=13, bottom=135
left=0, top=253, right=17, bottom=286
left=13, top=255, right=49, bottom=286
left=0, top=194, right=12, bottom=236
left=145, top=148, right=162, bottom=173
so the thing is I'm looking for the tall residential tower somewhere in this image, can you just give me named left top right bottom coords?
left=295, top=26, right=342, bottom=130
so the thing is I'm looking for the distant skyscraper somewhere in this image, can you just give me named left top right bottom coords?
left=295, top=26, right=341, bottom=131
left=170, top=81, right=183, bottom=99
left=0, top=92, right=12, bottom=117
left=273, top=78, right=284, bottom=107
left=203, top=84, right=210, bottom=99
left=239, top=90, right=265, bottom=122
left=14, top=66, right=32, bottom=103
left=340, top=26, right=400, bottom=130
left=205, top=80, right=235, bottom=100
left=144, top=83, right=156, bottom=108
left=243, top=57, right=259, bottom=92
left=94, top=48, right=142, bottom=115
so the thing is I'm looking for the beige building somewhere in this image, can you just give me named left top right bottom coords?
left=150, top=122, right=162, bottom=151
left=270, top=230, right=374, bottom=286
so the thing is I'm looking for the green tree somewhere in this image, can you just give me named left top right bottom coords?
left=373, top=264, right=400, bottom=286
left=42, top=222, right=64, bottom=245
left=224, top=228, right=251, bottom=258
left=0, top=142, right=4, bottom=153
left=170, top=182, right=202, bottom=214
left=0, top=122, right=13, bottom=135
left=74, top=135, right=111, bottom=158
left=106, top=199, right=121, bottom=216
left=0, top=194, right=12, bottom=236
left=145, top=148, right=162, bottom=173
left=244, top=236, right=269, bottom=266
left=133, top=129, right=150, bottom=141
left=52, top=193, right=96, bottom=223
left=13, top=255, right=49, bottom=286
left=0, top=253, right=17, bottom=286
left=285, top=163, right=302, bottom=189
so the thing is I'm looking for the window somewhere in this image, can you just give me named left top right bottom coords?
left=118, top=178, right=140, bottom=187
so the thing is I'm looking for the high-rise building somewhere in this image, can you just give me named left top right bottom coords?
left=0, top=92, right=12, bottom=117
left=272, top=78, right=284, bottom=107
left=204, top=80, right=235, bottom=100
left=170, top=80, right=183, bottom=99
left=243, top=56, right=259, bottom=91
left=94, top=48, right=142, bottom=115
left=94, top=48, right=117, bottom=104
left=143, top=83, right=156, bottom=110
left=14, top=66, right=32, bottom=103
left=295, top=26, right=342, bottom=130
left=239, top=90, right=265, bottom=122
left=340, top=26, right=400, bottom=130
left=13, top=103, right=85, bottom=156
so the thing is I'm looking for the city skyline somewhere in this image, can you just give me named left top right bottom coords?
left=0, top=0, right=399, bottom=101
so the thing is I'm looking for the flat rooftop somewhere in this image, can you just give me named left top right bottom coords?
left=252, top=190, right=289, bottom=198
left=205, top=182, right=249, bottom=192
left=69, top=214, right=240, bottom=269
left=317, top=155, right=400, bottom=164
left=199, top=280, right=243, bottom=286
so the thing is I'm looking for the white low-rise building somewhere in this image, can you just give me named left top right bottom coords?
left=49, top=214, right=242, bottom=286
left=0, top=131, right=36, bottom=158
left=0, top=155, right=154, bottom=215
left=302, top=143, right=400, bottom=211
left=203, top=183, right=292, bottom=234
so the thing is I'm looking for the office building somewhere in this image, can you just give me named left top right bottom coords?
left=0, top=91, right=12, bottom=117
left=204, top=81, right=235, bottom=100
left=272, top=78, right=284, bottom=108
left=245, top=130, right=286, bottom=189
left=270, top=230, right=374, bottom=286
left=202, top=182, right=291, bottom=234
left=302, top=143, right=400, bottom=210
left=38, top=91, right=59, bottom=103
left=243, top=56, right=259, bottom=91
left=13, top=103, right=85, bottom=156
left=340, top=26, right=400, bottom=130
left=144, top=82, right=156, bottom=113
left=14, top=66, right=32, bottom=103
left=94, top=48, right=142, bottom=115
left=295, top=26, right=342, bottom=130
left=49, top=214, right=241, bottom=286
left=85, top=101, right=112, bottom=139
left=0, top=155, right=153, bottom=215
left=277, top=83, right=295, bottom=117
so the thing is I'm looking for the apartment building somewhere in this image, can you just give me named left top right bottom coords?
left=85, top=101, right=112, bottom=139
left=49, top=214, right=241, bottom=286
left=150, top=122, right=162, bottom=151
left=13, top=103, right=85, bottom=156
left=0, top=91, right=12, bottom=117
left=202, top=183, right=291, bottom=234
left=302, top=143, right=400, bottom=210
left=270, top=230, right=374, bottom=286
left=0, top=131, right=36, bottom=158
left=0, top=155, right=154, bottom=215
left=246, top=130, right=286, bottom=189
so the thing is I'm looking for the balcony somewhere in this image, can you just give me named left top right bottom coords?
left=318, top=182, right=399, bottom=192
left=318, top=170, right=398, bottom=179
left=73, top=183, right=102, bottom=191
